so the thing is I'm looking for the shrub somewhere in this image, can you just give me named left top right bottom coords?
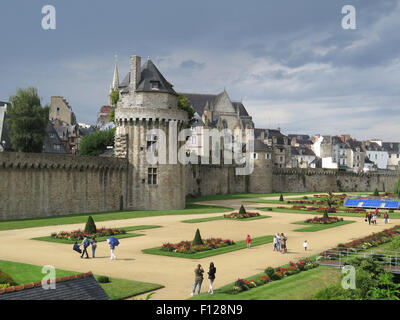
left=97, top=276, right=110, bottom=283
left=303, top=196, right=308, bottom=199
left=373, top=188, right=379, bottom=197
left=0, top=270, right=16, bottom=286
left=264, top=267, right=275, bottom=278
left=323, top=210, right=329, bottom=219
left=84, top=216, right=97, bottom=234
left=266, top=208, right=273, bottom=211
left=0, top=283, right=10, bottom=289
left=193, top=229, right=204, bottom=246
left=279, top=194, right=284, bottom=202
left=239, top=205, right=246, bottom=215
left=271, top=272, right=283, bottom=281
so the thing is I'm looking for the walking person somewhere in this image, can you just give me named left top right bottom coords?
left=273, top=234, right=278, bottom=252
left=384, top=211, right=389, bottom=224
left=207, top=262, right=216, bottom=294
left=276, top=233, right=281, bottom=252
left=91, top=237, right=97, bottom=258
left=246, top=234, right=252, bottom=249
left=191, top=264, right=204, bottom=296
left=280, top=233, right=287, bottom=254
left=110, top=243, right=117, bottom=260
left=372, top=213, right=377, bottom=225
left=80, top=236, right=90, bottom=259
left=367, top=212, right=372, bottom=225
left=303, top=240, right=308, bottom=251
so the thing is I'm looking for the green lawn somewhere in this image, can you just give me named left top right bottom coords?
left=0, top=260, right=163, bottom=300
left=291, top=220, right=355, bottom=232
left=181, top=215, right=271, bottom=224
left=32, top=225, right=161, bottom=244
left=190, top=265, right=341, bottom=300
left=142, top=235, right=274, bottom=259
left=0, top=204, right=232, bottom=231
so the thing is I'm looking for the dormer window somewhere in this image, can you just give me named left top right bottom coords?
left=151, top=81, right=160, bottom=90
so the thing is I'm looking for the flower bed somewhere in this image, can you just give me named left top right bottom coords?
left=223, top=212, right=260, bottom=219
left=319, top=226, right=400, bottom=257
left=305, top=216, right=343, bottom=224
left=50, top=227, right=126, bottom=240
left=160, top=238, right=235, bottom=254
left=231, top=258, right=318, bottom=293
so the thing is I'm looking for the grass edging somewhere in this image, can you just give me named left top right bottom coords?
left=292, top=220, right=355, bottom=232
left=181, top=215, right=271, bottom=224
left=142, top=235, right=274, bottom=259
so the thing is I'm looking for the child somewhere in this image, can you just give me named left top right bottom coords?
left=246, top=235, right=252, bottom=249
left=303, top=240, right=308, bottom=251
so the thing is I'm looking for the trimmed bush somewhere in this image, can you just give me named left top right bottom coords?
left=193, top=228, right=203, bottom=246
left=271, top=272, right=283, bottom=281
left=373, top=188, right=379, bottom=197
left=264, top=267, right=275, bottom=278
left=0, top=270, right=16, bottom=286
left=97, top=276, right=110, bottom=283
left=239, top=205, right=246, bottom=215
left=84, top=216, right=97, bottom=234
left=279, top=194, right=284, bottom=202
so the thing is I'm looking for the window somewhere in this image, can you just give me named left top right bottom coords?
left=280, top=156, right=283, bottom=162
left=148, top=168, right=157, bottom=185
left=265, top=153, right=271, bottom=160
left=53, top=144, right=61, bottom=150
left=253, top=153, right=258, bottom=160
left=56, top=107, right=60, bottom=115
left=191, top=135, right=197, bottom=145
left=151, top=81, right=160, bottom=90
left=147, top=135, right=158, bottom=152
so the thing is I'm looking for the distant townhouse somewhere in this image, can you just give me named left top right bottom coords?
left=291, top=146, right=317, bottom=168
left=364, top=141, right=389, bottom=170
left=49, top=96, right=76, bottom=126
left=255, top=128, right=291, bottom=168
left=288, top=134, right=312, bottom=148
left=346, top=138, right=365, bottom=172
left=382, top=142, right=400, bottom=170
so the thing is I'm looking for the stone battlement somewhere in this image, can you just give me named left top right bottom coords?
left=0, top=152, right=128, bottom=171
left=273, top=167, right=398, bottom=177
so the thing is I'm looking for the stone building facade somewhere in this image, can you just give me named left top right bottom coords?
left=114, top=56, right=189, bottom=210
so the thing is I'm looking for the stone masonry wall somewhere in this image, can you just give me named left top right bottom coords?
left=0, top=152, right=128, bottom=221
left=272, top=168, right=398, bottom=193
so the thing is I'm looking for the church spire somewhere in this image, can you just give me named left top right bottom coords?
left=111, top=55, right=119, bottom=92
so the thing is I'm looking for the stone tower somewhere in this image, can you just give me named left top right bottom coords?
left=114, top=55, right=188, bottom=210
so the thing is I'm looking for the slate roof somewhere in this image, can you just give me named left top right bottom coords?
left=42, top=122, right=67, bottom=154
left=0, top=272, right=110, bottom=300
left=120, top=60, right=177, bottom=95
left=365, top=142, right=383, bottom=152
left=347, top=139, right=363, bottom=152
left=382, top=142, right=399, bottom=154
left=288, top=134, right=310, bottom=140
left=291, top=146, right=315, bottom=156
left=364, top=156, right=374, bottom=164
left=181, top=92, right=251, bottom=119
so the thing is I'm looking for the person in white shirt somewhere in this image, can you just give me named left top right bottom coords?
left=303, top=240, right=308, bottom=251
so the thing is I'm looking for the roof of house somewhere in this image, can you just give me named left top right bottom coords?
left=120, top=60, right=177, bottom=96
left=364, top=156, right=374, bottom=164
left=288, top=134, right=310, bottom=140
left=100, top=105, right=112, bottom=114
left=0, top=272, right=110, bottom=300
left=382, top=142, right=399, bottom=154
left=42, top=122, right=68, bottom=154
left=365, top=142, right=384, bottom=152
left=291, top=146, right=316, bottom=156
left=347, top=139, right=363, bottom=152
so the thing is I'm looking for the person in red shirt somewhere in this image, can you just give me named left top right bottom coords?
left=246, top=235, right=252, bottom=249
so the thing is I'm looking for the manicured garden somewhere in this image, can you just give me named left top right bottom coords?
left=291, top=215, right=355, bottom=232
left=0, top=203, right=232, bottom=231
left=186, top=192, right=319, bottom=203
left=143, top=229, right=273, bottom=259
left=0, top=259, right=163, bottom=300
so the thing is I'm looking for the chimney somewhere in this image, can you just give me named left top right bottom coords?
left=260, top=131, right=265, bottom=141
left=130, top=55, right=141, bottom=90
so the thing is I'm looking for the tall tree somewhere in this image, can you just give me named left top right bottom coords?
left=177, top=94, right=195, bottom=126
left=79, top=129, right=115, bottom=156
left=6, top=87, right=49, bottom=153
left=109, top=90, right=119, bottom=123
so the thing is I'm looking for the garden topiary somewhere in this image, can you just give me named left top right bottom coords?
left=193, top=228, right=203, bottom=245
left=84, top=216, right=97, bottom=234
left=279, top=194, right=284, bottom=202
left=239, top=205, right=246, bottom=215
left=97, top=276, right=110, bottom=283
left=0, top=270, right=16, bottom=286
left=323, top=210, right=329, bottom=219
left=373, top=188, right=379, bottom=197
left=264, top=267, right=275, bottom=278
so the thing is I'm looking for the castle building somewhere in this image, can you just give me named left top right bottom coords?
left=114, top=55, right=189, bottom=210
left=49, top=96, right=76, bottom=126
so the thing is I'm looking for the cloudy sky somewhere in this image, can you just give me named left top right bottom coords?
left=0, top=0, right=399, bottom=141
